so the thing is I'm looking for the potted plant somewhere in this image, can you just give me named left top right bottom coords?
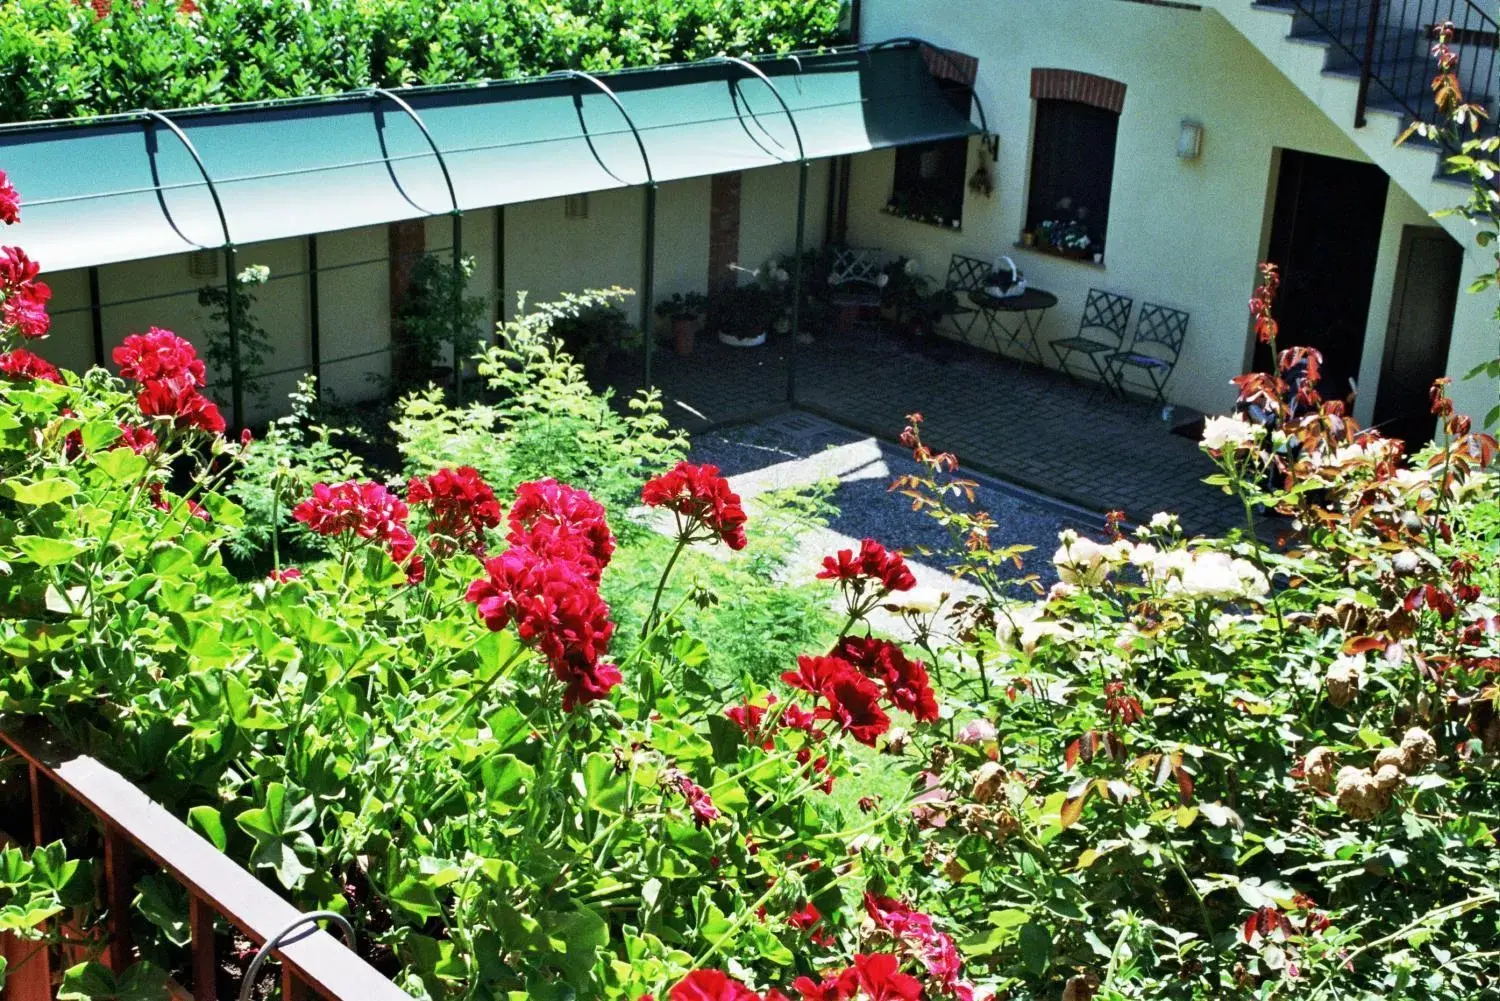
left=654, top=292, right=707, bottom=355
left=707, top=284, right=777, bottom=348
left=1035, top=197, right=1099, bottom=260
left=879, top=257, right=934, bottom=338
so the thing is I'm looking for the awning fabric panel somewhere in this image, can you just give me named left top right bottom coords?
left=0, top=43, right=979, bottom=274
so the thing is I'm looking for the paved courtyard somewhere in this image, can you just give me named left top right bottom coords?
left=606, top=325, right=1243, bottom=536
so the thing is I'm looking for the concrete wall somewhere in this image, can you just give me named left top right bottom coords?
left=852, top=0, right=1483, bottom=420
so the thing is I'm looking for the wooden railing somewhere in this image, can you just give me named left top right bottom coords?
left=0, top=720, right=411, bottom=1001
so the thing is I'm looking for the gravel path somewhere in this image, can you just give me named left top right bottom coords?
left=686, top=412, right=1108, bottom=608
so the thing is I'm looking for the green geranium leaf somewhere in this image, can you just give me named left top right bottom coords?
left=187, top=806, right=228, bottom=852
left=12, top=536, right=88, bottom=567
left=5, top=479, right=77, bottom=505
left=482, top=754, right=535, bottom=809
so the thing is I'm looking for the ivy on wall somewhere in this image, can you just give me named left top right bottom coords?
left=0, top=0, right=845, bottom=124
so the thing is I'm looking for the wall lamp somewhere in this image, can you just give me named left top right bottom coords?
left=1177, top=120, right=1204, bottom=160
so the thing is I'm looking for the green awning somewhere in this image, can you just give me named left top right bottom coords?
left=0, top=42, right=981, bottom=273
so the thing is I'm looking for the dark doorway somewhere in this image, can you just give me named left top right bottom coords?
left=1373, top=226, right=1462, bottom=448
left=1256, top=149, right=1390, bottom=408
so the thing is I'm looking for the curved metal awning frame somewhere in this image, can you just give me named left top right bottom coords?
left=0, top=38, right=985, bottom=422
left=367, top=86, right=462, bottom=218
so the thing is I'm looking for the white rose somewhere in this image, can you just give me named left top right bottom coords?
left=1201, top=415, right=1264, bottom=452
left=1053, top=536, right=1110, bottom=587
left=1168, top=551, right=1269, bottom=601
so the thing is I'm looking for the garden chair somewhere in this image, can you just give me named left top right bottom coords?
left=1051, top=288, right=1133, bottom=390
left=936, top=254, right=991, bottom=343
left=1104, top=302, right=1190, bottom=405
left=826, top=246, right=886, bottom=334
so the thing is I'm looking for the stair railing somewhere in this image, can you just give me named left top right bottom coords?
left=1286, top=0, right=1498, bottom=143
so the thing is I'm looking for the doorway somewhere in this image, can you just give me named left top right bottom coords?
left=1372, top=226, right=1462, bottom=448
left=1256, top=149, right=1390, bottom=408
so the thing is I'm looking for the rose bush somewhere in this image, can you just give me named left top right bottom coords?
left=3, top=149, right=1500, bottom=1001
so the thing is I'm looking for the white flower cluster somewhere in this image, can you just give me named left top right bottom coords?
left=1200, top=414, right=1264, bottom=452
left=1133, top=544, right=1270, bottom=601
left=1051, top=530, right=1133, bottom=587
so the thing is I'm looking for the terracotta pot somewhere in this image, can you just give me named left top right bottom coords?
left=672, top=316, right=696, bottom=355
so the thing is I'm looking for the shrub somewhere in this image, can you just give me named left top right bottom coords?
left=0, top=0, right=845, bottom=123
left=393, top=289, right=684, bottom=520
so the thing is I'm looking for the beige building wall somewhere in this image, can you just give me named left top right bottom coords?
left=739, top=161, right=832, bottom=283
left=315, top=224, right=391, bottom=405
left=852, top=0, right=1473, bottom=420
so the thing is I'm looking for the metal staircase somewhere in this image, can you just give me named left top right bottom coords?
left=1251, top=0, right=1498, bottom=167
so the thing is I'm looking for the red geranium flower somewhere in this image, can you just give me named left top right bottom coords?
left=781, top=654, right=855, bottom=696
left=0, top=348, right=62, bottom=384
left=386, top=526, right=427, bottom=585
left=407, top=465, right=502, bottom=557
left=113, top=327, right=207, bottom=391
left=642, top=461, right=748, bottom=550
left=0, top=170, right=19, bottom=225
left=293, top=480, right=410, bottom=541
left=149, top=482, right=210, bottom=521
left=292, top=480, right=423, bottom=583
left=787, top=901, right=821, bottom=931
left=781, top=702, right=819, bottom=733
left=790, top=975, right=845, bottom=1001
left=506, top=477, right=614, bottom=577
left=267, top=567, right=303, bottom=583
left=881, top=651, right=939, bottom=722
left=817, top=539, right=916, bottom=593
left=834, top=954, right=922, bottom=1001
left=3, top=279, right=50, bottom=339
left=114, top=423, right=158, bottom=454
left=668, top=768, right=719, bottom=828
left=136, top=382, right=226, bottom=435
left=0, top=245, right=40, bottom=288
left=816, top=671, right=890, bottom=747
left=669, top=970, right=760, bottom=1001
left=465, top=546, right=619, bottom=711
left=864, top=894, right=933, bottom=939
left=830, top=637, right=939, bottom=722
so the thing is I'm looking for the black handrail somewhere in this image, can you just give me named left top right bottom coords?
left=1286, top=0, right=1498, bottom=148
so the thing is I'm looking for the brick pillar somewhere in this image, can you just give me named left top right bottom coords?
left=708, top=172, right=742, bottom=293
left=388, top=219, right=426, bottom=381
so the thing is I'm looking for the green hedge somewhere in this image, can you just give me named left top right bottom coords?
left=0, top=0, right=845, bottom=124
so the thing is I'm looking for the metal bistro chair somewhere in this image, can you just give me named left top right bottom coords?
left=1104, top=302, right=1190, bottom=405
left=1051, top=288, right=1133, bottom=390
left=827, top=246, right=886, bottom=334
left=937, top=254, right=992, bottom=344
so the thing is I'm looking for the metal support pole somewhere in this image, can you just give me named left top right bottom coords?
left=642, top=183, right=658, bottom=389
left=452, top=210, right=464, bottom=401
left=789, top=162, right=809, bottom=405
left=307, top=235, right=321, bottom=398
left=495, top=205, right=506, bottom=328
left=223, top=244, right=243, bottom=430
left=88, top=266, right=105, bottom=366
left=1355, top=0, right=1383, bottom=128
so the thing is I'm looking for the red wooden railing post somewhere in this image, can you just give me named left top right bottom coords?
left=102, top=827, right=135, bottom=972
left=1355, top=0, right=1384, bottom=127
left=284, top=967, right=310, bottom=1001
left=189, top=895, right=217, bottom=1001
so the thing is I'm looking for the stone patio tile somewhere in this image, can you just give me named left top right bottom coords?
left=604, top=328, right=1241, bottom=537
